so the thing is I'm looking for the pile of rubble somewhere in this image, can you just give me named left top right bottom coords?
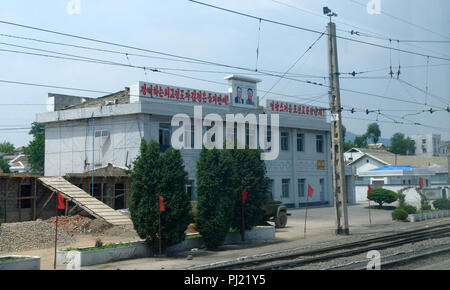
left=0, top=221, right=75, bottom=253
left=44, top=215, right=93, bottom=234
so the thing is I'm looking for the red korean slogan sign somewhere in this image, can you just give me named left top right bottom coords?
left=267, top=99, right=326, bottom=118
left=138, top=81, right=230, bottom=106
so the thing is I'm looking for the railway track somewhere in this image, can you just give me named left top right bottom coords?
left=199, top=223, right=450, bottom=270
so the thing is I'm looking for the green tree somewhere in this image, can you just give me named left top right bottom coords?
left=344, top=140, right=356, bottom=152
left=354, top=134, right=368, bottom=148
left=24, top=123, right=45, bottom=174
left=366, top=123, right=381, bottom=144
left=129, top=139, right=191, bottom=252
left=389, top=133, right=415, bottom=155
left=230, top=145, right=269, bottom=232
left=368, top=188, right=398, bottom=207
left=0, top=141, right=14, bottom=155
left=195, top=147, right=236, bottom=249
left=0, top=157, right=10, bottom=173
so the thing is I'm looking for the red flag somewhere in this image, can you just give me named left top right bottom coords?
left=419, top=177, right=424, bottom=189
left=158, top=194, right=165, bottom=212
left=242, top=190, right=248, bottom=204
left=368, top=185, right=372, bottom=195
left=56, top=193, right=65, bottom=210
left=308, top=185, right=314, bottom=198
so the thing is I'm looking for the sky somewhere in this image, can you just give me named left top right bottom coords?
left=0, top=0, right=449, bottom=147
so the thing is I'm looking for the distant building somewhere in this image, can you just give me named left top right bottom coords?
left=345, top=147, right=449, bottom=202
left=8, top=155, right=32, bottom=173
left=410, top=134, right=448, bottom=157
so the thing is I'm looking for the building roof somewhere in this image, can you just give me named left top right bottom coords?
left=346, top=148, right=448, bottom=169
left=8, top=155, right=30, bottom=169
left=379, top=155, right=448, bottom=169
left=60, top=89, right=130, bottom=111
left=369, top=165, right=418, bottom=171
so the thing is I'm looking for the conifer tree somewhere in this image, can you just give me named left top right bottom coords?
left=195, top=147, right=236, bottom=249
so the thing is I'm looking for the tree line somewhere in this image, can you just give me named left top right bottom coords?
left=343, top=123, right=416, bottom=155
left=129, top=139, right=269, bottom=252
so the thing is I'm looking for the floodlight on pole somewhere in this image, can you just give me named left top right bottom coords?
left=323, top=6, right=338, bottom=22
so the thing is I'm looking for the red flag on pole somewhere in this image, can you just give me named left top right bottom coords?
left=419, top=177, right=424, bottom=189
left=368, top=185, right=372, bottom=195
left=56, top=193, right=65, bottom=210
left=242, top=190, right=248, bottom=204
left=308, top=185, right=314, bottom=198
left=158, top=194, right=165, bottom=212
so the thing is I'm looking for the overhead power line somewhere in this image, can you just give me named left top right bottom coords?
left=187, top=0, right=450, bottom=61
left=348, top=0, right=450, bottom=41
left=0, top=43, right=447, bottom=110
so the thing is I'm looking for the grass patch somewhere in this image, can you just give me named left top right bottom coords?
left=0, top=257, right=28, bottom=263
left=64, top=242, right=131, bottom=252
left=365, top=205, right=397, bottom=211
left=186, top=233, right=202, bottom=239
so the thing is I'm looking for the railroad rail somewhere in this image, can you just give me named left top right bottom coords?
left=198, top=223, right=450, bottom=270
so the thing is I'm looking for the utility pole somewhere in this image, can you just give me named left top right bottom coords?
left=325, top=7, right=350, bottom=235
left=92, top=115, right=95, bottom=198
left=446, top=142, right=450, bottom=187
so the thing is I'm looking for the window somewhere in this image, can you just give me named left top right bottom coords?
left=297, top=133, right=304, bottom=152
left=95, top=130, right=110, bottom=138
left=159, top=123, right=171, bottom=152
left=426, top=179, right=429, bottom=187
left=298, top=179, right=306, bottom=197
left=320, top=179, right=325, bottom=200
left=282, top=179, right=290, bottom=198
left=281, top=132, right=289, bottom=151
left=316, top=135, right=324, bottom=153
left=18, top=185, right=32, bottom=209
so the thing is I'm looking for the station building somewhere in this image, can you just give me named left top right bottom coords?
left=36, top=75, right=355, bottom=209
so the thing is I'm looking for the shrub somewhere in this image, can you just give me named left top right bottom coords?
left=196, top=147, right=236, bottom=249
left=392, top=209, right=409, bottom=221
left=433, top=198, right=450, bottom=210
left=398, top=205, right=417, bottom=214
left=421, top=203, right=432, bottom=211
left=368, top=189, right=398, bottom=207
left=129, top=140, right=191, bottom=253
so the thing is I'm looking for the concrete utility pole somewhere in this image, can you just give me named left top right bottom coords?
left=326, top=14, right=350, bottom=235
left=447, top=142, right=450, bottom=186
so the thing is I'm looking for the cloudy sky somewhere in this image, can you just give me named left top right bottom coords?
left=0, top=0, right=449, bottom=147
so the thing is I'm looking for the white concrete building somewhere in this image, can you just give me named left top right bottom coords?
left=36, top=76, right=354, bottom=208
left=410, top=134, right=448, bottom=157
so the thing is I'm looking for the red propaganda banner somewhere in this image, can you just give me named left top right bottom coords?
left=419, top=177, right=424, bottom=189
left=56, top=193, right=65, bottom=210
left=137, top=82, right=230, bottom=107
left=267, top=99, right=326, bottom=119
left=242, top=190, right=248, bottom=204
left=308, top=185, right=314, bottom=198
left=158, top=194, right=166, bottom=212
